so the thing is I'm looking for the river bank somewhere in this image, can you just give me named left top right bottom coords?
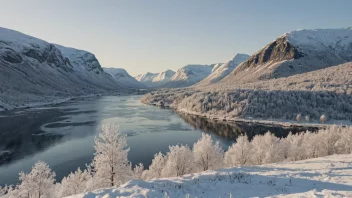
left=143, top=99, right=352, bottom=129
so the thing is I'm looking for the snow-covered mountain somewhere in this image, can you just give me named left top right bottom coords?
left=197, top=54, right=250, bottom=86
left=134, top=72, right=158, bottom=87
left=104, top=68, right=147, bottom=89
left=53, top=44, right=123, bottom=89
left=135, top=70, right=175, bottom=88
left=163, top=65, right=213, bottom=88
left=222, top=28, right=352, bottom=83
left=152, top=69, right=175, bottom=85
left=0, top=27, right=127, bottom=110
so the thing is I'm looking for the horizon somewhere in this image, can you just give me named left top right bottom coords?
left=1, top=0, right=351, bottom=76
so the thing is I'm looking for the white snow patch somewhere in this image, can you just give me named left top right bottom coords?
left=66, top=154, right=352, bottom=198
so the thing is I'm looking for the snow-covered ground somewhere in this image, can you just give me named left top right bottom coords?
left=66, top=154, right=352, bottom=198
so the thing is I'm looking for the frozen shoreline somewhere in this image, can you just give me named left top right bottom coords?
left=146, top=102, right=352, bottom=129
left=0, top=94, right=101, bottom=112
left=0, top=91, right=148, bottom=112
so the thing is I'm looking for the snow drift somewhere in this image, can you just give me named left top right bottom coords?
left=66, top=154, right=352, bottom=198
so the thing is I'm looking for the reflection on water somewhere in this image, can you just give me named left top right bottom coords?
left=179, top=113, right=319, bottom=140
left=0, top=96, right=318, bottom=185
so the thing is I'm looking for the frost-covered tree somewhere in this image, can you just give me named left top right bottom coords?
left=320, top=114, right=327, bottom=123
left=302, top=132, right=321, bottom=158
left=251, top=132, right=282, bottom=164
left=250, top=134, right=266, bottom=165
left=146, top=152, right=167, bottom=179
left=0, top=185, right=19, bottom=198
left=91, top=124, right=131, bottom=187
left=224, top=135, right=251, bottom=167
left=296, top=114, right=302, bottom=122
left=18, top=161, right=56, bottom=198
left=164, top=145, right=194, bottom=177
left=336, top=127, right=352, bottom=153
left=132, top=163, right=145, bottom=180
left=285, top=132, right=306, bottom=161
left=318, top=126, right=341, bottom=156
left=0, top=185, right=8, bottom=197
left=305, top=115, right=310, bottom=122
left=59, top=168, right=91, bottom=197
left=193, top=133, right=224, bottom=171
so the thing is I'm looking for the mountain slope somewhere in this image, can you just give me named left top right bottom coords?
left=161, top=65, right=212, bottom=88
left=222, top=28, right=352, bottom=83
left=104, top=68, right=147, bottom=89
left=135, top=70, right=176, bottom=88
left=0, top=27, right=126, bottom=110
left=197, top=54, right=250, bottom=86
left=135, top=72, right=158, bottom=87
left=151, top=69, right=175, bottom=87
left=54, top=44, right=124, bottom=90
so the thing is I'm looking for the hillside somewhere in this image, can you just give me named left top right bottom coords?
left=104, top=68, right=147, bottom=89
left=196, top=54, right=250, bottom=86
left=211, top=62, right=352, bottom=94
left=67, top=154, right=352, bottom=198
left=151, top=69, right=175, bottom=87
left=135, top=72, right=158, bottom=87
left=142, top=62, right=352, bottom=124
left=163, top=64, right=213, bottom=88
left=0, top=27, right=128, bottom=110
left=221, top=28, right=352, bottom=83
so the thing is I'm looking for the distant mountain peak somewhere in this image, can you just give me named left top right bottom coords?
left=196, top=53, right=250, bottom=86
left=104, top=68, right=147, bottom=89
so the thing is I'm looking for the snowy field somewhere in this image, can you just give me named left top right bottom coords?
left=67, top=154, right=352, bottom=198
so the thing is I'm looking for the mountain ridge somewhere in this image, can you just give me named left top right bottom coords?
left=221, top=28, right=352, bottom=83
left=0, top=27, right=129, bottom=110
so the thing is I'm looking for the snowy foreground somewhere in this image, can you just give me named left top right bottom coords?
left=67, top=154, right=352, bottom=198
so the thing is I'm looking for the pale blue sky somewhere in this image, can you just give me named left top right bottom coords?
left=0, top=0, right=351, bottom=75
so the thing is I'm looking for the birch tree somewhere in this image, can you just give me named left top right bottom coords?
left=193, top=133, right=224, bottom=171
left=132, top=163, right=145, bottom=180
left=164, top=145, right=194, bottom=177
left=59, top=168, right=91, bottom=197
left=224, top=135, right=251, bottom=167
left=92, top=124, right=131, bottom=188
left=146, top=152, right=167, bottom=179
left=17, top=161, right=56, bottom=198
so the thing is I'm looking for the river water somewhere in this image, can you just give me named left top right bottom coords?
left=0, top=96, right=317, bottom=185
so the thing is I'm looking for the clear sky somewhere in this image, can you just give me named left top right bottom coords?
left=0, top=0, right=351, bottom=76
